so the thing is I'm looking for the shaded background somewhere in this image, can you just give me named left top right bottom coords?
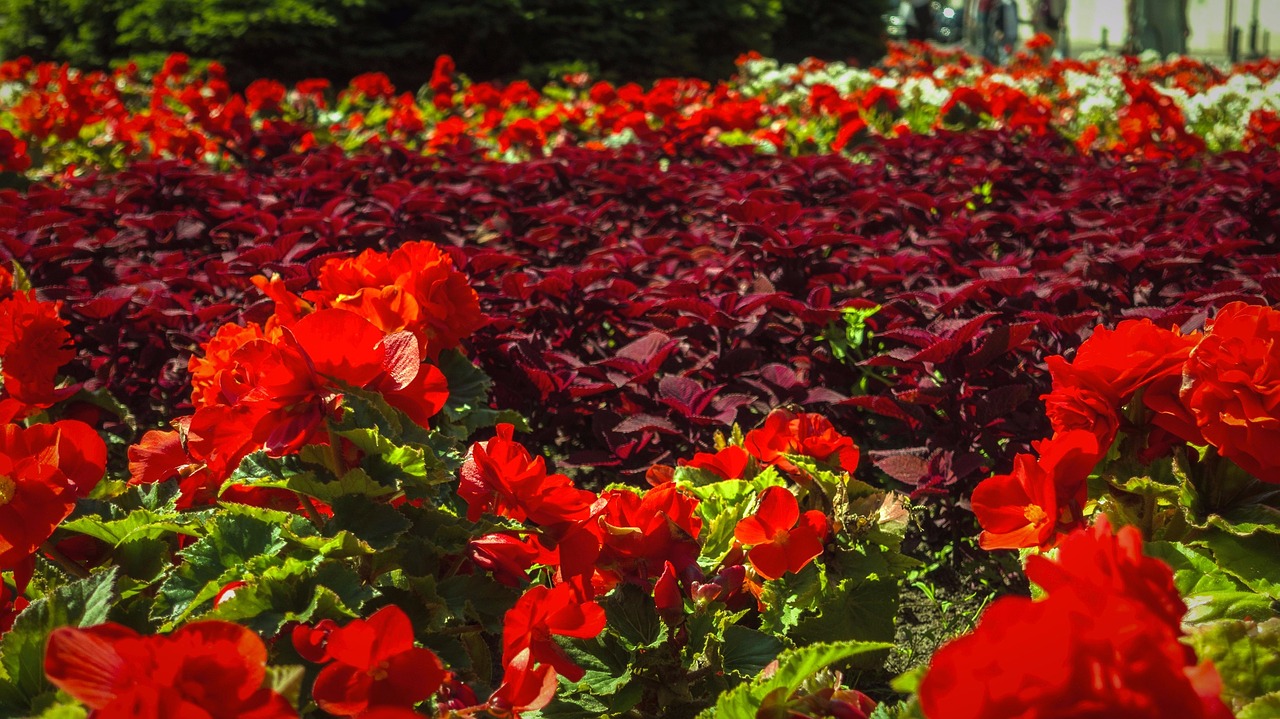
left=0, top=0, right=889, bottom=87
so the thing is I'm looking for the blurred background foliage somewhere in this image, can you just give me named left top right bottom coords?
left=0, top=0, right=888, bottom=86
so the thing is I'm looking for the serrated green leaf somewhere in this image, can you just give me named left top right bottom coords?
left=0, top=569, right=118, bottom=711
left=1144, top=541, right=1275, bottom=623
left=60, top=509, right=200, bottom=546
left=603, top=583, right=665, bottom=650
left=329, top=494, right=412, bottom=550
left=153, top=512, right=287, bottom=626
left=435, top=349, right=515, bottom=438
left=1185, top=618, right=1280, bottom=707
left=1240, top=691, right=1280, bottom=719
left=698, top=640, right=893, bottom=719
left=1194, top=531, right=1280, bottom=600
left=792, top=574, right=898, bottom=651
left=436, top=574, right=520, bottom=632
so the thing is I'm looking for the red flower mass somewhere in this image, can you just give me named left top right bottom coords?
left=44, top=620, right=296, bottom=719
left=918, top=519, right=1232, bottom=719
left=309, top=606, right=445, bottom=717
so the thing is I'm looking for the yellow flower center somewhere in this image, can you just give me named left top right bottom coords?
left=0, top=475, right=14, bottom=506
left=1023, top=503, right=1049, bottom=526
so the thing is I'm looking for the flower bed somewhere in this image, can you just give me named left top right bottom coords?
left=0, top=43, right=1279, bottom=179
left=1, top=44, right=1279, bottom=719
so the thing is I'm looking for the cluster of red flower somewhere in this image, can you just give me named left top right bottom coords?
left=127, top=240, right=484, bottom=508
left=974, top=301, right=1280, bottom=550
left=920, top=518, right=1233, bottom=719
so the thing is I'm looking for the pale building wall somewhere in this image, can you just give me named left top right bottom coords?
left=1059, top=0, right=1280, bottom=59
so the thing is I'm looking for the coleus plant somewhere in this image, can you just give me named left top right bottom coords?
left=0, top=244, right=916, bottom=719
left=8, top=132, right=1280, bottom=522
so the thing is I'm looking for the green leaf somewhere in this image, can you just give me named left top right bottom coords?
left=1240, top=692, right=1280, bottom=719
left=36, top=705, right=89, bottom=719
left=60, top=509, right=200, bottom=546
left=436, top=574, right=520, bottom=632
left=153, top=511, right=287, bottom=626
left=698, top=640, right=893, bottom=719
left=1194, top=531, right=1280, bottom=600
left=0, top=569, right=119, bottom=711
left=720, top=625, right=785, bottom=678
left=204, top=559, right=367, bottom=635
left=1143, top=541, right=1274, bottom=623
left=603, top=583, right=665, bottom=650
left=436, top=349, right=516, bottom=438
left=791, top=575, right=898, bottom=651
left=889, top=666, right=927, bottom=695
left=329, top=494, right=412, bottom=550
left=1185, top=618, right=1280, bottom=708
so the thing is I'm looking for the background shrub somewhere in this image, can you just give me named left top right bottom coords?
left=0, top=0, right=887, bottom=86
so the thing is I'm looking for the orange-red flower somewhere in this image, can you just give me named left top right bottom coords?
left=734, top=486, right=829, bottom=580
left=0, top=292, right=77, bottom=422
left=500, top=584, right=606, bottom=683
left=679, top=445, right=750, bottom=479
left=744, top=408, right=860, bottom=477
left=459, top=424, right=598, bottom=528
left=310, top=606, right=445, bottom=717
left=0, top=420, right=106, bottom=570
left=307, top=241, right=486, bottom=360
left=1181, top=302, right=1280, bottom=483
left=184, top=309, right=449, bottom=485
left=971, top=430, right=1100, bottom=551
left=918, top=519, right=1232, bottom=719
left=44, top=620, right=297, bottom=719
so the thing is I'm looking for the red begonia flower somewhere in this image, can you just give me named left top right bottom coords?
left=291, top=618, right=339, bottom=663
left=0, top=420, right=107, bottom=570
left=44, top=620, right=296, bottom=719
left=307, top=241, right=486, bottom=360
left=971, top=430, right=1100, bottom=551
left=488, top=647, right=558, bottom=716
left=918, top=520, right=1232, bottom=719
left=592, top=482, right=703, bottom=587
left=680, top=445, right=750, bottom=480
left=311, top=605, right=445, bottom=717
left=0, top=292, right=76, bottom=422
left=459, top=424, right=597, bottom=527
left=653, top=560, right=684, bottom=621
left=733, top=486, right=829, bottom=581
left=744, top=409, right=860, bottom=476
left=1180, top=302, right=1280, bottom=483
left=501, top=584, right=606, bottom=683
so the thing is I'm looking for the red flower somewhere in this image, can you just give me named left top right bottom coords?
left=311, top=606, right=445, bottom=717
left=653, top=560, right=684, bottom=622
left=744, top=409, right=860, bottom=477
left=1181, top=302, right=1280, bottom=483
left=184, top=309, right=448, bottom=486
left=0, top=292, right=77, bottom=422
left=679, top=445, right=750, bottom=480
left=501, top=584, right=606, bottom=683
left=592, top=482, right=703, bottom=587
left=308, top=241, right=486, bottom=360
left=348, top=73, right=396, bottom=101
left=291, top=618, right=339, bottom=663
left=44, top=620, right=296, bottom=719
left=488, top=647, right=558, bottom=716
left=971, top=430, right=1100, bottom=551
left=733, top=486, right=829, bottom=580
left=0, top=420, right=107, bottom=570
left=918, top=520, right=1232, bottom=719
left=459, top=424, right=597, bottom=528
left=430, top=55, right=456, bottom=109
left=497, top=118, right=546, bottom=153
